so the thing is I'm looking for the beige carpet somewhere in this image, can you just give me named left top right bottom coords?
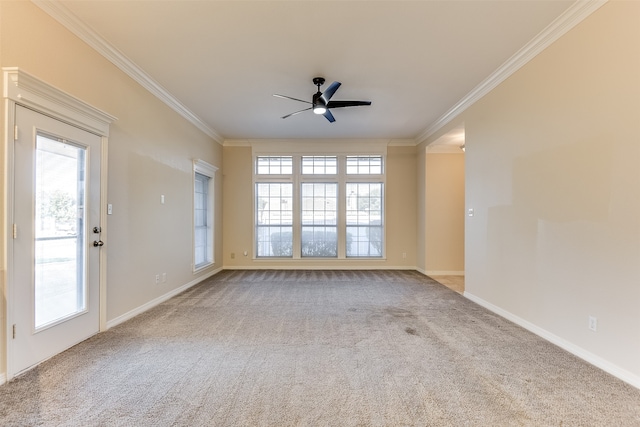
left=1, top=270, right=639, bottom=426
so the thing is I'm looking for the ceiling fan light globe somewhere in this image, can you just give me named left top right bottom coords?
left=313, top=106, right=327, bottom=115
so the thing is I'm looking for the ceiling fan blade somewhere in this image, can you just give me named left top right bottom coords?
left=320, top=81, right=341, bottom=104
left=326, top=100, right=372, bottom=109
left=323, top=109, right=336, bottom=123
left=273, top=94, right=312, bottom=105
left=281, top=107, right=312, bottom=119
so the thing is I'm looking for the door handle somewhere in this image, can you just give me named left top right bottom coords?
left=93, top=240, right=104, bottom=247
left=93, top=226, right=101, bottom=233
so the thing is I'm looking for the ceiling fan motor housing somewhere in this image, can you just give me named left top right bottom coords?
left=313, top=92, right=326, bottom=108
left=312, top=77, right=326, bottom=86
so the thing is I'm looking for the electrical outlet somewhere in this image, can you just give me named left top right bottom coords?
left=588, top=316, right=597, bottom=332
left=402, top=252, right=407, bottom=259
left=231, top=253, right=235, bottom=259
left=155, top=274, right=160, bottom=285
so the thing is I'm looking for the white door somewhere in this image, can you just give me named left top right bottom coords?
left=10, top=105, right=102, bottom=376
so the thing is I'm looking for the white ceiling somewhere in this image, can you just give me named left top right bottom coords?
left=47, top=0, right=579, bottom=143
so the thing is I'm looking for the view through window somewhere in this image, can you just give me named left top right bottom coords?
left=255, top=155, right=384, bottom=258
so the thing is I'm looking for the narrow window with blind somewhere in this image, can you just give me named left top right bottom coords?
left=193, top=160, right=217, bottom=271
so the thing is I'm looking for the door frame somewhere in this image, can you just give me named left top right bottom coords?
left=3, top=68, right=116, bottom=381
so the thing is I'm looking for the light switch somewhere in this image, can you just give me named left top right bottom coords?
left=107, top=204, right=113, bottom=215
left=468, top=208, right=474, bottom=217
left=161, top=195, right=165, bottom=204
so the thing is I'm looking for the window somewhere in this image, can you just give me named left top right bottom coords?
left=301, top=183, right=338, bottom=257
left=346, top=155, right=383, bottom=175
left=302, top=156, right=337, bottom=175
left=193, top=160, right=217, bottom=271
left=256, top=156, right=292, bottom=175
left=346, top=183, right=383, bottom=257
left=256, top=183, right=293, bottom=257
left=254, top=154, right=384, bottom=259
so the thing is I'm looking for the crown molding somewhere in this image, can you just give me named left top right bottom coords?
left=387, top=139, right=417, bottom=147
left=426, top=144, right=465, bottom=154
left=4, top=67, right=116, bottom=136
left=247, top=139, right=391, bottom=154
left=415, top=0, right=608, bottom=144
left=223, top=138, right=417, bottom=148
left=33, top=0, right=224, bottom=145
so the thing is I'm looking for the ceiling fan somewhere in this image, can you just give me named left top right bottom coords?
left=274, top=77, right=372, bottom=123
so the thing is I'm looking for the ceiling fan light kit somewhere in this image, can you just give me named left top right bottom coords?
left=274, top=77, right=371, bottom=123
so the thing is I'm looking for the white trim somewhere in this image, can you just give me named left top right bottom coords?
left=223, top=139, right=252, bottom=147
left=99, top=137, right=109, bottom=332
left=3, top=68, right=116, bottom=136
left=3, top=98, right=16, bottom=380
left=32, top=0, right=223, bottom=144
left=106, top=267, right=222, bottom=329
left=250, top=139, right=390, bottom=154
left=426, top=145, right=465, bottom=154
left=425, top=270, right=465, bottom=276
left=416, top=0, right=608, bottom=143
left=32, top=0, right=606, bottom=146
left=464, top=291, right=640, bottom=390
left=193, top=159, right=218, bottom=177
left=416, top=267, right=466, bottom=277
left=222, top=265, right=416, bottom=271
left=0, top=373, right=5, bottom=385
left=193, top=160, right=217, bottom=272
left=387, top=139, right=418, bottom=147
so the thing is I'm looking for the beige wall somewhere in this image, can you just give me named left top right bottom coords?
left=420, top=1, right=640, bottom=383
left=222, top=143, right=417, bottom=269
left=0, top=1, right=222, bottom=377
left=424, top=152, right=465, bottom=274
left=1, top=0, right=637, bottom=389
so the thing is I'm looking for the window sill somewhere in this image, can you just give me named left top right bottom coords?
left=253, top=257, right=387, bottom=262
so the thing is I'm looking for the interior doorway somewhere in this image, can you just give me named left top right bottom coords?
left=424, top=124, right=465, bottom=293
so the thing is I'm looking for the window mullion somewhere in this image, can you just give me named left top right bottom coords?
left=337, top=155, right=347, bottom=258
left=292, top=156, right=301, bottom=259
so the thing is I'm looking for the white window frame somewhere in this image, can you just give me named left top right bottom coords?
left=301, top=182, right=339, bottom=258
left=255, top=182, right=294, bottom=258
left=253, top=150, right=385, bottom=260
left=193, top=159, right=217, bottom=272
left=345, top=182, right=384, bottom=257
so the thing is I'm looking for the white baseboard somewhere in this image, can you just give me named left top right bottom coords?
left=222, top=264, right=417, bottom=271
left=0, top=373, right=5, bottom=385
left=415, top=268, right=465, bottom=277
left=425, top=270, right=465, bottom=276
left=464, top=291, right=640, bottom=390
left=106, top=267, right=222, bottom=329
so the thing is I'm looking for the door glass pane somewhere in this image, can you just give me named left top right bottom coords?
left=34, top=134, right=86, bottom=329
